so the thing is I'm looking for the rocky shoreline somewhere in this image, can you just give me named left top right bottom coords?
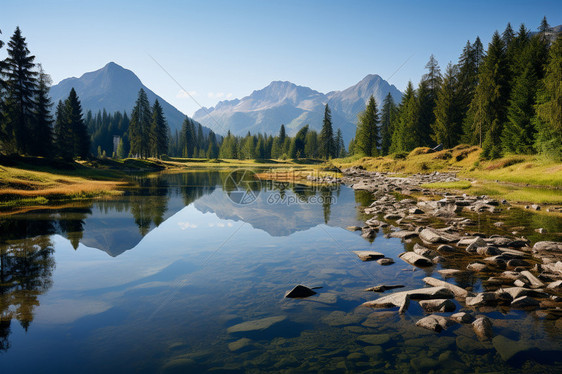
left=341, top=166, right=562, bottom=341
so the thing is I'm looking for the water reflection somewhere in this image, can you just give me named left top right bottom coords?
left=0, top=236, right=55, bottom=351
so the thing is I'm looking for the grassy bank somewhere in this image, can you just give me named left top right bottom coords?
left=332, top=145, right=562, bottom=204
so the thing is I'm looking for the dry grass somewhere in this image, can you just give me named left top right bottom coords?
left=0, top=165, right=125, bottom=205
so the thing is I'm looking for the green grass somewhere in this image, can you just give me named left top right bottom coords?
left=421, top=180, right=472, bottom=189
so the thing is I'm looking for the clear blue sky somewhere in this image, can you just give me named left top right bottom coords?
left=2, top=0, right=560, bottom=116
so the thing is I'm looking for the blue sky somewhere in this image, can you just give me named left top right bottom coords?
left=2, top=0, right=561, bottom=116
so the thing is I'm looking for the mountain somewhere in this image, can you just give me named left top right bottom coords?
left=192, top=75, right=402, bottom=142
left=50, top=62, right=197, bottom=133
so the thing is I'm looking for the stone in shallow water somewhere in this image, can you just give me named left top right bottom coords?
left=510, top=296, right=540, bottom=309
left=450, top=312, right=474, bottom=324
left=352, top=250, right=384, bottom=261
left=419, top=298, right=456, bottom=313
left=472, top=317, right=493, bottom=341
left=227, top=315, right=287, bottom=334
left=415, top=314, right=451, bottom=332
left=228, top=338, right=253, bottom=352
left=422, top=277, right=471, bottom=298
left=377, top=257, right=395, bottom=265
left=492, top=335, right=536, bottom=362
left=399, top=252, right=433, bottom=267
left=364, top=284, right=404, bottom=292
left=285, top=285, right=316, bottom=298
left=356, top=333, right=391, bottom=345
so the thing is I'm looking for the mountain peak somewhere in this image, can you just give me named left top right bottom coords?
left=49, top=62, right=205, bottom=133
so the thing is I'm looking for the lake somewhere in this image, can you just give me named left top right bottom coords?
left=0, top=169, right=561, bottom=373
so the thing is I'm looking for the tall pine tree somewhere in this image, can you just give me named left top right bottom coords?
left=2, top=27, right=38, bottom=154
left=32, top=65, right=53, bottom=157
left=432, top=63, right=462, bottom=148
left=380, top=93, right=396, bottom=155
left=129, top=88, right=151, bottom=158
left=354, top=95, right=380, bottom=156
left=319, top=104, right=335, bottom=159
left=534, top=35, right=562, bottom=160
left=65, top=88, right=89, bottom=159
left=150, top=99, right=168, bottom=158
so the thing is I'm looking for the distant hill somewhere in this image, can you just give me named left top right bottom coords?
left=192, top=75, right=402, bottom=142
left=50, top=62, right=201, bottom=133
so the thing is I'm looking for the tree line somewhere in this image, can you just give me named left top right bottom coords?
left=349, top=17, right=562, bottom=161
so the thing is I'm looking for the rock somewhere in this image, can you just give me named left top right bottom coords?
left=456, top=336, right=489, bottom=353
left=438, top=269, right=465, bottom=277
left=500, top=287, right=534, bottom=300
left=492, top=335, right=535, bottom=362
left=546, top=280, right=562, bottom=291
left=419, top=228, right=459, bottom=244
left=467, top=262, right=487, bottom=272
left=450, top=312, right=474, bottom=324
left=433, top=256, right=446, bottom=264
left=364, top=285, right=404, bottom=292
left=494, top=222, right=504, bottom=227
left=357, top=333, right=391, bottom=345
left=361, top=229, right=377, bottom=239
left=409, top=207, right=424, bottom=214
left=520, top=270, right=545, bottom=288
left=510, top=296, right=540, bottom=309
left=531, top=204, right=541, bottom=210
left=472, top=317, right=493, bottom=341
left=466, top=292, right=496, bottom=307
left=384, top=213, right=403, bottom=220
left=476, top=246, right=501, bottom=256
left=377, top=257, right=395, bottom=265
left=228, top=338, right=252, bottom=352
left=414, top=243, right=437, bottom=257
left=419, top=299, right=456, bottom=313
left=390, top=230, right=418, bottom=239
left=533, top=241, right=562, bottom=252
left=361, top=287, right=454, bottom=312
left=285, top=285, right=317, bottom=298
left=507, top=259, right=530, bottom=268
left=416, top=314, right=451, bottom=332
left=535, top=228, right=546, bottom=234
left=437, top=244, right=457, bottom=252
left=423, top=277, right=471, bottom=298
left=353, top=250, right=385, bottom=261
left=399, top=252, right=433, bottom=267
left=227, top=316, right=287, bottom=334
left=346, top=225, right=362, bottom=231
left=466, top=237, right=488, bottom=252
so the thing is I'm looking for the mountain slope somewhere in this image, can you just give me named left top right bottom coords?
left=192, top=75, right=402, bottom=142
left=50, top=62, right=196, bottom=132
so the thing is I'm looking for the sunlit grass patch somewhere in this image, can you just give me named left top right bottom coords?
left=421, top=180, right=472, bottom=189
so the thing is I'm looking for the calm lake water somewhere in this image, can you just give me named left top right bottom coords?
left=0, top=170, right=561, bottom=373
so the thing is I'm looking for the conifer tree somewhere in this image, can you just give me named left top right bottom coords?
left=31, top=65, right=53, bottom=157
left=534, top=35, right=562, bottom=160
left=467, top=31, right=509, bottom=158
left=335, top=128, right=345, bottom=157
left=390, top=81, right=418, bottom=153
left=304, top=130, right=319, bottom=158
left=129, top=88, right=151, bottom=158
left=319, top=104, right=335, bottom=159
left=3, top=27, right=38, bottom=154
left=380, top=93, right=396, bottom=155
left=65, top=88, right=89, bottom=159
left=432, top=63, right=462, bottom=148
left=206, top=130, right=218, bottom=159
left=354, top=96, right=380, bottom=156
left=290, top=125, right=308, bottom=159
left=150, top=99, right=168, bottom=158
left=54, top=100, right=73, bottom=160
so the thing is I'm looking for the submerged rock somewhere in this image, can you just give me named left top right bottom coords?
left=285, top=285, right=317, bottom=298
left=356, top=333, right=391, bottom=345
left=364, top=284, right=405, bottom=293
left=228, top=338, right=253, bottom=352
left=227, top=316, right=287, bottom=334
left=419, top=228, right=459, bottom=244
